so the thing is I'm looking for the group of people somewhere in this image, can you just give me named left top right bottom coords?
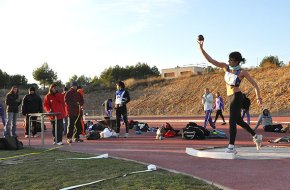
left=0, top=80, right=131, bottom=145
left=201, top=88, right=251, bottom=130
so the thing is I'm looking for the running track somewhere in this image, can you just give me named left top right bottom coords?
left=1, top=116, right=290, bottom=190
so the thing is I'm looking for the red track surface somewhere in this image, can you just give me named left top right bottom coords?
left=2, top=116, right=290, bottom=190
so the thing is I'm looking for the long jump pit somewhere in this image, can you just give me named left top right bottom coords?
left=186, top=146, right=290, bottom=160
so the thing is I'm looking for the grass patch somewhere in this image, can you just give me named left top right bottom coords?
left=0, top=148, right=220, bottom=190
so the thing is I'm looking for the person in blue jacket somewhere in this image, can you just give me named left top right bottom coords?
left=213, top=92, right=226, bottom=125
left=115, top=81, right=130, bottom=138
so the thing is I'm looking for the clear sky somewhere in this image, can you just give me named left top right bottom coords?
left=0, top=0, right=289, bottom=83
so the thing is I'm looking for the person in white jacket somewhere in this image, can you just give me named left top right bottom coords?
left=202, top=88, right=216, bottom=130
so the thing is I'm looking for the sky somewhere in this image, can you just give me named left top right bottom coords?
left=0, top=0, right=289, bottom=84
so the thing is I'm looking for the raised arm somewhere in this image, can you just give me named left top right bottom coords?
left=198, top=40, right=228, bottom=69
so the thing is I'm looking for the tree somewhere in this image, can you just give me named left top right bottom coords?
left=0, top=69, right=28, bottom=89
left=0, top=69, right=10, bottom=88
left=68, top=75, right=91, bottom=87
left=99, top=63, right=160, bottom=87
left=90, top=76, right=101, bottom=87
left=260, top=55, right=284, bottom=67
left=203, top=66, right=215, bottom=74
left=32, top=63, right=57, bottom=89
left=10, top=74, right=28, bottom=86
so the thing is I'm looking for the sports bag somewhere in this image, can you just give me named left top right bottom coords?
left=0, top=137, right=24, bottom=150
left=186, top=122, right=210, bottom=136
left=86, top=131, right=101, bottom=140
left=182, top=125, right=205, bottom=140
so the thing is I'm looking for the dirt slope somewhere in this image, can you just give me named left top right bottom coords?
left=88, top=66, right=290, bottom=116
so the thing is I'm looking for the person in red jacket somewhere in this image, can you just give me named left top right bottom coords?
left=65, top=81, right=84, bottom=143
left=43, top=83, right=66, bottom=145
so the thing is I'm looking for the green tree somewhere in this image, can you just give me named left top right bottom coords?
left=99, top=63, right=160, bottom=87
left=203, top=66, right=215, bottom=74
left=68, top=75, right=91, bottom=87
left=99, top=67, right=114, bottom=87
left=90, top=76, right=101, bottom=87
left=260, top=55, right=284, bottom=67
left=0, top=69, right=10, bottom=88
left=68, top=75, right=78, bottom=83
left=32, top=63, right=57, bottom=89
left=10, top=74, right=28, bottom=86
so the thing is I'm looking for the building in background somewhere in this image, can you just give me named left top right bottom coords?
left=161, top=65, right=205, bottom=79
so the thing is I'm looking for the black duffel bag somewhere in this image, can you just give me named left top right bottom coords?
left=0, top=137, right=24, bottom=150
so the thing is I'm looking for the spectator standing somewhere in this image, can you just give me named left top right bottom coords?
left=43, top=84, right=66, bottom=145
left=21, top=87, right=43, bottom=138
left=77, top=86, right=86, bottom=136
left=202, top=88, right=216, bottom=130
left=4, top=86, right=21, bottom=137
left=65, top=81, right=84, bottom=143
left=115, top=81, right=130, bottom=138
left=213, top=92, right=226, bottom=125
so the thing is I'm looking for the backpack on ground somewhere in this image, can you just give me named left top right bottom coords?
left=86, top=121, right=105, bottom=132
left=164, top=130, right=176, bottom=137
left=182, top=122, right=210, bottom=140
left=86, top=131, right=101, bottom=140
left=0, top=138, right=6, bottom=149
left=128, top=120, right=139, bottom=129
left=138, top=123, right=150, bottom=132
left=187, top=122, right=210, bottom=136
left=163, top=122, right=180, bottom=136
left=0, top=137, right=24, bottom=150
left=182, top=125, right=205, bottom=140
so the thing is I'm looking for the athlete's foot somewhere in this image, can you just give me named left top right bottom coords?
left=225, top=147, right=237, bottom=154
left=253, top=135, right=263, bottom=150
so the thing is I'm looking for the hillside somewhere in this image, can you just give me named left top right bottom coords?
left=0, top=66, right=289, bottom=116
left=86, top=65, right=290, bottom=116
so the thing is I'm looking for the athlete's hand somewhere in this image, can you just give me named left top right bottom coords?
left=197, top=40, right=204, bottom=49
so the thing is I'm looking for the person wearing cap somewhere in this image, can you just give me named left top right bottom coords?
left=43, top=84, right=66, bottom=145
left=115, top=81, right=130, bottom=138
left=65, top=81, right=84, bottom=143
left=253, top=108, right=289, bottom=133
left=4, top=86, right=22, bottom=137
left=21, top=87, right=43, bottom=138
